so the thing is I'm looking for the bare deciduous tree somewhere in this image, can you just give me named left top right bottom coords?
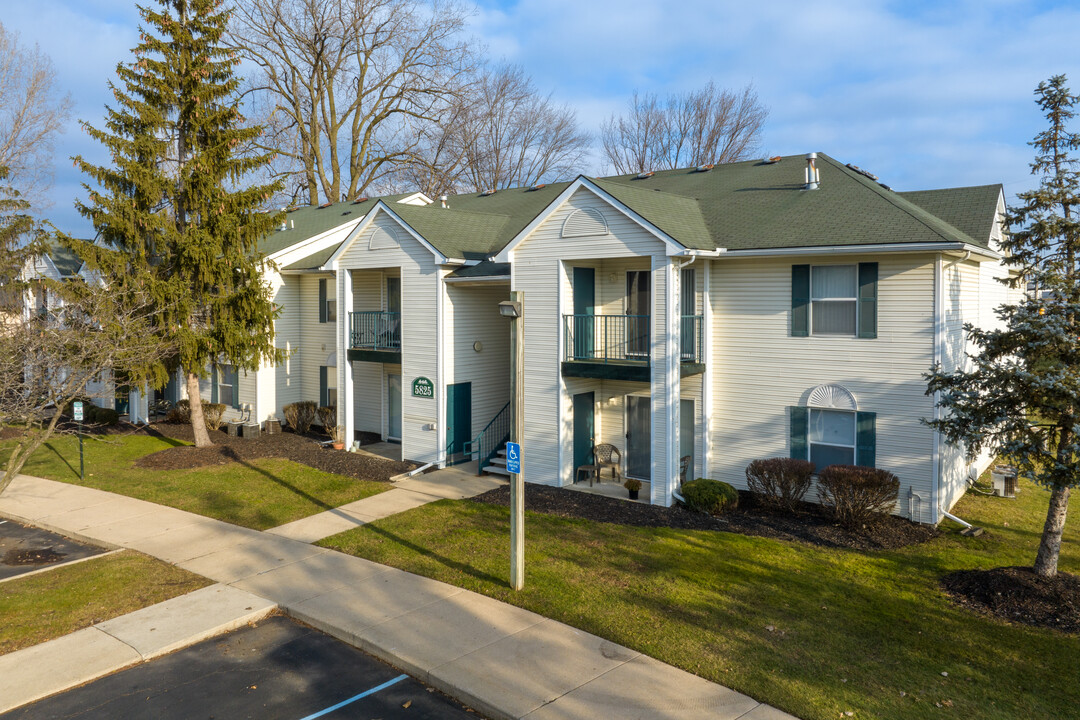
left=228, top=0, right=474, bottom=206
left=601, top=82, right=767, bottom=174
left=0, top=23, right=72, bottom=205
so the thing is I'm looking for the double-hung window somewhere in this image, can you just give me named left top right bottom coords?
left=217, top=364, right=236, bottom=407
left=792, top=263, right=877, bottom=338
left=318, top=278, right=336, bottom=323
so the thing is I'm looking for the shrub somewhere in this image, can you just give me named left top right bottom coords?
left=816, top=465, right=900, bottom=530
left=87, top=406, right=119, bottom=426
left=681, top=478, right=739, bottom=515
left=165, top=399, right=191, bottom=424
left=745, top=457, right=815, bottom=512
left=283, top=400, right=317, bottom=434
left=202, top=403, right=227, bottom=431
left=317, top=405, right=337, bottom=432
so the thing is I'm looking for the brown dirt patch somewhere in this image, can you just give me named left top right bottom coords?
left=941, top=566, right=1080, bottom=633
left=470, top=484, right=938, bottom=551
left=132, top=423, right=414, bottom=482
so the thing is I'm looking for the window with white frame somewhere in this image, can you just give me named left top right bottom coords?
left=809, top=408, right=855, bottom=467
left=326, top=297, right=337, bottom=323
left=326, top=366, right=337, bottom=407
left=218, top=364, right=236, bottom=407
left=810, top=265, right=857, bottom=335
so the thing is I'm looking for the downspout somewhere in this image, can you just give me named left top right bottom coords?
left=931, top=254, right=943, bottom=524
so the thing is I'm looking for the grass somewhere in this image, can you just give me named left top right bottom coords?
left=2, top=433, right=390, bottom=530
left=319, top=479, right=1079, bottom=720
left=0, top=550, right=209, bottom=655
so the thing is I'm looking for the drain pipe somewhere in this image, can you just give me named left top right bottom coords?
left=391, top=461, right=436, bottom=482
left=941, top=507, right=984, bottom=536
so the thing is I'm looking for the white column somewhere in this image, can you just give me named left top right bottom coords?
left=650, top=255, right=680, bottom=507
left=436, top=268, right=448, bottom=466
left=702, top=259, right=713, bottom=479
left=339, top=267, right=354, bottom=447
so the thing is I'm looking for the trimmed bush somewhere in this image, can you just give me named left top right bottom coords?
left=202, top=403, right=227, bottom=431
left=283, top=401, right=317, bottom=435
left=317, top=405, right=337, bottom=432
left=681, top=478, right=739, bottom=515
left=86, top=406, right=120, bottom=426
left=745, top=457, right=815, bottom=512
left=816, top=465, right=900, bottom=530
left=165, top=399, right=191, bottom=424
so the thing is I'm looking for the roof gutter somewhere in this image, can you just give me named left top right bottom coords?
left=443, top=275, right=511, bottom=285
left=721, top=242, right=1001, bottom=261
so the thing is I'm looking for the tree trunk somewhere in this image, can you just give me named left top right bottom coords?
left=185, top=371, right=213, bottom=448
left=1033, top=484, right=1070, bottom=577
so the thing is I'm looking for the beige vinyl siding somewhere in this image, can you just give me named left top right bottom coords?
left=709, top=254, right=937, bottom=520
left=338, top=213, right=440, bottom=463
left=448, top=284, right=511, bottom=439
left=273, top=275, right=301, bottom=415
left=512, top=187, right=668, bottom=489
left=299, top=274, right=337, bottom=406
left=681, top=373, right=705, bottom=482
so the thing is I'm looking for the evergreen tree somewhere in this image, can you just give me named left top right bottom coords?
left=69, top=0, right=282, bottom=447
left=927, top=75, right=1080, bottom=578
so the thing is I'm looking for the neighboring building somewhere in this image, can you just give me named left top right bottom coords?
left=129, top=152, right=1020, bottom=524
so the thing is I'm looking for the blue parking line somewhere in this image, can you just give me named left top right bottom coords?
left=297, top=674, right=409, bottom=720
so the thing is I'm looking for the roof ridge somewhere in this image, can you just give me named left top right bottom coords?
left=817, top=153, right=977, bottom=245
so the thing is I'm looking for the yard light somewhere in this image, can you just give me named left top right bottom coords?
left=500, top=291, right=525, bottom=590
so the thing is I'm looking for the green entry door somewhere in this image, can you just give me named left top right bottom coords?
left=573, top=391, right=595, bottom=472
left=572, top=267, right=595, bottom=359
left=446, top=382, right=472, bottom=466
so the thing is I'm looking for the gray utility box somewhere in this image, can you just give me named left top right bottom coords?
left=241, top=422, right=261, bottom=439
left=264, top=419, right=281, bottom=435
left=991, top=465, right=1018, bottom=498
left=226, top=421, right=242, bottom=437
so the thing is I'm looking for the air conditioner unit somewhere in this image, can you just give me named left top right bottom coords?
left=991, top=465, right=1018, bottom=499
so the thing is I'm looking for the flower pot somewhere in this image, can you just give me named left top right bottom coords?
left=628, top=489, right=639, bottom=500
left=332, top=442, right=344, bottom=450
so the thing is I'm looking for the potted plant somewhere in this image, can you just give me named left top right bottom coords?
left=624, top=477, right=642, bottom=500
left=329, top=424, right=346, bottom=450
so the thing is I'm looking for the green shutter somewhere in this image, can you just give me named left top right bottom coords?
left=319, top=366, right=328, bottom=407
left=318, top=279, right=327, bottom=323
left=856, top=411, right=876, bottom=468
left=790, top=406, right=809, bottom=461
left=791, top=265, right=810, bottom=337
left=857, top=262, right=878, bottom=339
left=230, top=367, right=240, bottom=409
left=210, top=365, right=218, bottom=404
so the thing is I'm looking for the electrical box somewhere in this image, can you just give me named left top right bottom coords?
left=991, top=465, right=1018, bottom=499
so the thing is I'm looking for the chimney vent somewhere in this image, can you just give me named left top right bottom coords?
left=280, top=207, right=287, bottom=231
left=804, top=153, right=820, bottom=190
left=440, top=195, right=448, bottom=209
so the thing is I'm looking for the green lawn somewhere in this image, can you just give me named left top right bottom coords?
left=0, top=550, right=210, bottom=655
left=4, top=433, right=390, bottom=530
left=319, top=480, right=1079, bottom=720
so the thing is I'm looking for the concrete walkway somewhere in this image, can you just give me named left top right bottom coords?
left=267, top=463, right=502, bottom=543
left=0, top=473, right=797, bottom=720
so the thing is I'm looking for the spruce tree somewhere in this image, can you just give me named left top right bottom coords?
left=70, top=0, right=282, bottom=447
left=927, top=75, right=1080, bottom=577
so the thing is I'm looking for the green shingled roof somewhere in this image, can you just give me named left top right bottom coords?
left=899, top=184, right=1002, bottom=246
left=264, top=154, right=1002, bottom=268
left=47, top=239, right=86, bottom=277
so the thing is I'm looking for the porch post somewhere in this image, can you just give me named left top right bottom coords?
left=339, top=267, right=354, bottom=447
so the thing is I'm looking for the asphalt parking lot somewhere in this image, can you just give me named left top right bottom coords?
left=0, top=519, right=107, bottom=581
left=1, top=616, right=482, bottom=719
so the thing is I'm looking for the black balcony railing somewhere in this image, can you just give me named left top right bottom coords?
left=563, top=314, right=703, bottom=364
left=349, top=311, right=401, bottom=350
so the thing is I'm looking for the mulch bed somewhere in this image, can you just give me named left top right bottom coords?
left=941, top=566, right=1080, bottom=633
left=470, top=484, right=938, bottom=551
left=131, top=423, right=415, bottom=482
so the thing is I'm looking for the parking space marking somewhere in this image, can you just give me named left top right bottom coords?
left=298, top=673, right=408, bottom=720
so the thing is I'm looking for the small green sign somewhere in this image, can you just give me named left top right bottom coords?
left=411, top=376, right=435, bottom=398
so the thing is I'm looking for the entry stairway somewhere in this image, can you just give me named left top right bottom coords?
left=481, top=444, right=511, bottom=477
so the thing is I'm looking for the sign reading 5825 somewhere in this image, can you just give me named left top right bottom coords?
left=411, top=376, right=434, bottom=398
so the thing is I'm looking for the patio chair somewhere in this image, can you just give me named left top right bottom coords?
left=592, top=443, right=623, bottom=483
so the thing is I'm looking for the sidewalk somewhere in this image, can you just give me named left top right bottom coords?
left=0, top=473, right=797, bottom=720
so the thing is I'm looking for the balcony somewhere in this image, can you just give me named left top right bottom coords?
left=347, top=311, right=402, bottom=363
left=562, top=314, right=705, bottom=381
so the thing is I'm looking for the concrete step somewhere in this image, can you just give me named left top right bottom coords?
left=489, top=457, right=507, bottom=467
left=482, top=465, right=511, bottom=477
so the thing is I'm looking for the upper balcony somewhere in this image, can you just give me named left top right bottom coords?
left=561, top=314, right=705, bottom=381
left=348, top=310, right=402, bottom=363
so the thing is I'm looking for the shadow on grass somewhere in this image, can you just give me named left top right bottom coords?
left=360, top=522, right=506, bottom=587
left=42, top=442, right=79, bottom=480
left=198, top=489, right=277, bottom=529
left=230, top=452, right=335, bottom=513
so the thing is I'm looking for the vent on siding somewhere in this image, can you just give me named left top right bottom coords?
left=370, top=226, right=400, bottom=250
left=561, top=207, right=609, bottom=238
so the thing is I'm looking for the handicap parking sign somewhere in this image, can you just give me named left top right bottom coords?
left=506, top=442, right=521, bottom=474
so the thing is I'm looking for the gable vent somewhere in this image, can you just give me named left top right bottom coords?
left=561, top=207, right=609, bottom=238
left=370, top=225, right=400, bottom=250
left=806, top=383, right=857, bottom=411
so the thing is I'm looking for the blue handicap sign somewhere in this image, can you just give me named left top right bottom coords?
left=506, top=442, right=521, bottom=474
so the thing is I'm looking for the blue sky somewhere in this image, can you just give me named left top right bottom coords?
left=5, top=0, right=1080, bottom=235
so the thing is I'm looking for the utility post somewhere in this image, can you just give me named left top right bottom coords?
left=499, top=291, right=525, bottom=590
